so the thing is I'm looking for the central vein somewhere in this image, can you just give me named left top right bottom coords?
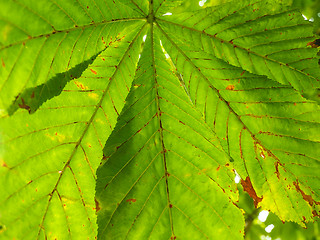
left=147, top=0, right=154, bottom=24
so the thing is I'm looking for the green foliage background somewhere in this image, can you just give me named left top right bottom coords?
left=0, top=0, right=319, bottom=239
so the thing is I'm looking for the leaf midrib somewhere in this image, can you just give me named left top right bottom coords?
left=150, top=15, right=175, bottom=238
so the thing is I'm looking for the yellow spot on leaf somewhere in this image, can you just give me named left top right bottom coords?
left=201, top=168, right=208, bottom=173
left=95, top=118, right=104, bottom=124
left=226, top=85, right=235, bottom=90
left=88, top=92, right=99, bottom=100
left=2, top=25, right=12, bottom=42
left=0, top=158, right=8, bottom=168
left=45, top=132, right=65, bottom=142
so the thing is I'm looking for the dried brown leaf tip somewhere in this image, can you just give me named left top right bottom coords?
left=307, top=39, right=320, bottom=48
left=241, top=176, right=263, bottom=208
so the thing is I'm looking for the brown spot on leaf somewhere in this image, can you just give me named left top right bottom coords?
left=18, top=98, right=31, bottom=113
left=312, top=210, right=319, bottom=217
left=274, top=161, right=281, bottom=179
left=226, top=85, right=235, bottom=90
left=169, top=204, right=173, bottom=208
left=240, top=70, right=245, bottom=76
left=74, top=80, right=86, bottom=90
left=90, top=69, right=97, bottom=74
left=216, top=165, right=221, bottom=171
left=95, top=198, right=101, bottom=212
left=293, top=180, right=320, bottom=206
left=30, top=92, right=35, bottom=98
left=241, top=176, right=262, bottom=208
left=1, top=58, right=5, bottom=67
left=126, top=198, right=136, bottom=204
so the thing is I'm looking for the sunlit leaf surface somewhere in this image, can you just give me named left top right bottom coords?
left=0, top=0, right=319, bottom=239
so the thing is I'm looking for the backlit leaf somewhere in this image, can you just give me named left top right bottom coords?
left=0, top=0, right=319, bottom=239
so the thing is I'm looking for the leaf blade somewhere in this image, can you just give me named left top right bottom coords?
left=0, top=20, right=146, bottom=239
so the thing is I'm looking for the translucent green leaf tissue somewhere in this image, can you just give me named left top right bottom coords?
left=0, top=0, right=319, bottom=239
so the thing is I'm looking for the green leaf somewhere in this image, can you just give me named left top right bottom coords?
left=0, top=0, right=319, bottom=239
left=157, top=16, right=320, bottom=224
left=158, top=0, right=320, bottom=98
left=96, top=24, right=244, bottom=240
left=0, top=15, right=146, bottom=239
left=0, top=0, right=142, bottom=111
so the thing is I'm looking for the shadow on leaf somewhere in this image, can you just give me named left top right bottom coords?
left=7, top=50, right=103, bottom=115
